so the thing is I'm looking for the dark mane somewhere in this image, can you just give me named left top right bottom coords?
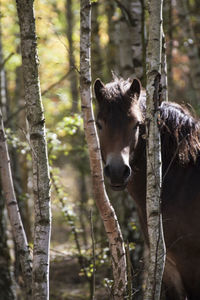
left=139, top=95, right=200, bottom=164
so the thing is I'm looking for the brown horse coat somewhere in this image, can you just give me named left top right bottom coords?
left=94, top=77, right=200, bottom=300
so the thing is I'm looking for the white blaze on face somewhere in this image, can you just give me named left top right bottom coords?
left=106, top=146, right=130, bottom=168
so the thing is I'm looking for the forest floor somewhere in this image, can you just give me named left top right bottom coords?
left=49, top=255, right=109, bottom=300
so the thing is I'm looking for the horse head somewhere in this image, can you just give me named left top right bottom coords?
left=94, top=77, right=143, bottom=191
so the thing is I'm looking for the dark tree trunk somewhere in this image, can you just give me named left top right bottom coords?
left=11, top=65, right=32, bottom=242
left=0, top=192, right=16, bottom=300
left=91, top=1, right=103, bottom=80
left=164, top=0, right=173, bottom=97
left=78, top=171, right=89, bottom=248
left=106, top=2, right=119, bottom=78
left=66, top=0, right=79, bottom=112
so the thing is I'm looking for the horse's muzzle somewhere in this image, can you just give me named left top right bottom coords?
left=110, top=183, right=127, bottom=191
left=104, top=163, right=131, bottom=190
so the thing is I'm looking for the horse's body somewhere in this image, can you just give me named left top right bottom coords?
left=94, top=77, right=200, bottom=300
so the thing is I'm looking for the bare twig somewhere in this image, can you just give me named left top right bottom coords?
left=50, top=171, right=90, bottom=282
left=125, top=242, right=133, bottom=300
left=113, top=0, right=136, bottom=26
left=90, top=210, right=96, bottom=300
left=41, top=71, right=71, bottom=96
left=0, top=52, right=14, bottom=70
left=49, top=21, right=80, bottom=75
left=5, top=105, right=26, bottom=125
left=6, top=71, right=72, bottom=125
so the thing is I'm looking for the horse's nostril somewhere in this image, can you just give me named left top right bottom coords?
left=123, top=165, right=131, bottom=179
left=104, top=165, right=110, bottom=178
left=104, top=163, right=131, bottom=182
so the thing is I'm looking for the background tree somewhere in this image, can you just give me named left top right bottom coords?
left=176, top=0, right=200, bottom=108
left=66, top=0, right=79, bottom=113
left=0, top=16, right=16, bottom=300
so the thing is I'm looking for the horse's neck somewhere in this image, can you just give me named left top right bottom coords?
left=128, top=139, right=148, bottom=240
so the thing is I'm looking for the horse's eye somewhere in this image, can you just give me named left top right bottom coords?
left=96, top=121, right=102, bottom=130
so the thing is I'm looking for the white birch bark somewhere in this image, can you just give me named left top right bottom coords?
left=16, top=1, right=51, bottom=299
left=80, top=1, right=127, bottom=299
left=118, top=4, right=134, bottom=78
left=115, top=0, right=144, bottom=79
left=0, top=108, right=32, bottom=297
left=144, top=0, right=166, bottom=299
left=161, top=33, right=168, bottom=102
left=164, top=0, right=173, bottom=95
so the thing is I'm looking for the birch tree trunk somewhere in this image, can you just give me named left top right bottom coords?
left=80, top=1, right=127, bottom=299
left=176, top=0, right=200, bottom=107
left=129, top=0, right=144, bottom=80
left=117, top=0, right=134, bottom=78
left=161, top=33, right=168, bottom=102
left=192, top=0, right=200, bottom=54
left=0, top=17, right=31, bottom=299
left=114, top=0, right=144, bottom=80
left=164, top=0, right=173, bottom=97
left=106, top=2, right=118, bottom=77
left=16, top=1, right=51, bottom=299
left=0, top=108, right=32, bottom=297
left=144, top=0, right=166, bottom=299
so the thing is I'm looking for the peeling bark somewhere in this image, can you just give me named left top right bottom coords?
left=144, top=0, right=166, bottom=299
left=16, top=1, right=51, bottom=299
left=80, top=1, right=127, bottom=299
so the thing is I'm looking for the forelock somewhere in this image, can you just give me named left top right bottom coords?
left=101, top=78, right=132, bottom=102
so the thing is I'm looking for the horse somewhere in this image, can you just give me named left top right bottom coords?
left=94, top=77, right=200, bottom=300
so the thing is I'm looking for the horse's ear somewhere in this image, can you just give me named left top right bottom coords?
left=128, top=78, right=141, bottom=99
left=94, top=78, right=105, bottom=102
